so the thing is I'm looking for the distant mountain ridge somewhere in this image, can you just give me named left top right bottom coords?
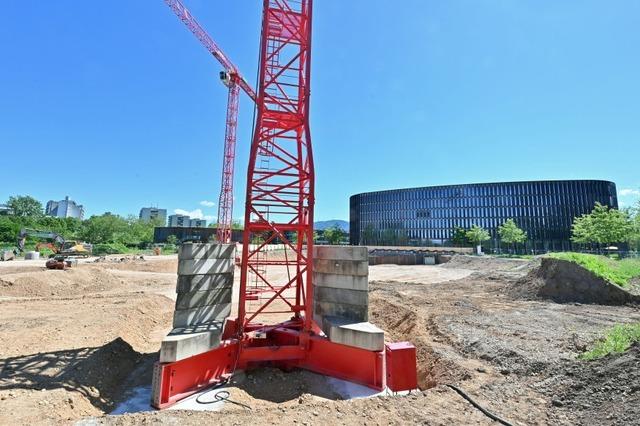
left=314, top=220, right=349, bottom=232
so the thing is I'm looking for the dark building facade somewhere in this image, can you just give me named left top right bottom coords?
left=154, top=227, right=243, bottom=244
left=350, top=180, right=618, bottom=252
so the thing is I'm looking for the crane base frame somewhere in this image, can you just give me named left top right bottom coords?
left=151, top=320, right=387, bottom=409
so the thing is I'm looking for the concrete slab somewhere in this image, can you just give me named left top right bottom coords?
left=178, top=258, right=234, bottom=275
left=313, top=273, right=368, bottom=291
left=179, top=243, right=235, bottom=260
left=24, top=251, right=40, bottom=260
left=314, top=301, right=368, bottom=323
left=175, top=288, right=233, bottom=310
left=159, top=322, right=223, bottom=362
left=1, top=250, right=15, bottom=261
left=172, top=303, right=232, bottom=328
left=176, top=273, right=233, bottom=293
left=313, top=246, right=368, bottom=261
left=314, top=287, right=368, bottom=306
left=313, top=259, right=368, bottom=276
left=323, top=316, right=385, bottom=351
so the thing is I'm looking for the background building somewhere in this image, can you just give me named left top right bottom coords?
left=0, top=204, right=13, bottom=215
left=154, top=227, right=242, bottom=244
left=45, top=196, right=84, bottom=220
left=350, top=180, right=618, bottom=252
left=139, top=207, right=167, bottom=224
left=168, top=214, right=207, bottom=228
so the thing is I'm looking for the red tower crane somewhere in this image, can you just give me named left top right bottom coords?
left=152, top=0, right=417, bottom=409
left=165, top=0, right=256, bottom=243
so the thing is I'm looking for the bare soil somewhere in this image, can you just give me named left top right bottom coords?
left=1, top=254, right=639, bottom=425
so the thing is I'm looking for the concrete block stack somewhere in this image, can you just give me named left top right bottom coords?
left=159, top=243, right=234, bottom=363
left=313, top=246, right=384, bottom=352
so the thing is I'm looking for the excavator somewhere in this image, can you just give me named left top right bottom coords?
left=17, top=229, right=92, bottom=269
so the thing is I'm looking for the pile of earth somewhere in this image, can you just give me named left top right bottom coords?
left=0, top=338, right=154, bottom=421
left=440, top=255, right=533, bottom=273
left=509, top=258, right=640, bottom=305
left=0, top=266, right=127, bottom=298
left=532, top=343, right=640, bottom=425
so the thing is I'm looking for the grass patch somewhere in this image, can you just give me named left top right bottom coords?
left=493, top=254, right=534, bottom=260
left=580, top=323, right=640, bottom=360
left=548, top=252, right=640, bottom=287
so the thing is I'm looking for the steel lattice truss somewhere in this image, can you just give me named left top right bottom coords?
left=239, top=0, right=315, bottom=330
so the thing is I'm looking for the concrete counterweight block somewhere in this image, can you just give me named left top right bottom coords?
left=176, top=273, right=233, bottom=293
left=160, top=322, right=224, bottom=363
left=179, top=243, right=235, bottom=260
left=178, top=258, right=234, bottom=276
left=312, top=246, right=370, bottom=337
left=323, top=316, right=385, bottom=352
left=161, top=242, right=236, bottom=356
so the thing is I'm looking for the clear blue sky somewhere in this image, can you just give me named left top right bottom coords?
left=1, top=0, right=639, bottom=222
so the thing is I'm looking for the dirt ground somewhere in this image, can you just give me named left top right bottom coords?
left=1, top=253, right=639, bottom=425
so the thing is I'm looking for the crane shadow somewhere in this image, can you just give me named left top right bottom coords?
left=0, top=338, right=156, bottom=412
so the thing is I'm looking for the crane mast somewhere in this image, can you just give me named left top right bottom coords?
left=238, top=0, right=314, bottom=330
left=152, top=0, right=417, bottom=409
left=164, top=0, right=255, bottom=243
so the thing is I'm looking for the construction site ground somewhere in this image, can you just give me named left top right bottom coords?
left=1, top=253, right=639, bottom=425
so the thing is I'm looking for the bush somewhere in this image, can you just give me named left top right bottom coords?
left=92, top=242, right=131, bottom=256
left=548, top=252, right=640, bottom=287
left=580, top=323, right=640, bottom=360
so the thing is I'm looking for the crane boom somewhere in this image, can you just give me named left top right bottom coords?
left=164, top=0, right=256, bottom=102
left=164, top=0, right=257, bottom=242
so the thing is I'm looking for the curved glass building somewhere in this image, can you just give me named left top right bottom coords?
left=349, top=180, right=617, bottom=252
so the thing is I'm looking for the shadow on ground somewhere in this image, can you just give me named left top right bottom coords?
left=0, top=338, right=156, bottom=412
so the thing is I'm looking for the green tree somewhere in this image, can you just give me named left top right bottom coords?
left=571, top=203, right=633, bottom=251
left=629, top=201, right=640, bottom=251
left=80, top=214, right=128, bottom=244
left=6, top=195, right=43, bottom=217
left=381, top=229, right=396, bottom=246
left=361, top=224, right=376, bottom=245
left=466, top=225, right=490, bottom=253
left=498, top=219, right=527, bottom=254
left=323, top=225, right=345, bottom=245
left=451, top=227, right=468, bottom=247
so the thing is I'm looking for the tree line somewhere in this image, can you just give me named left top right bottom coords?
left=0, top=195, right=163, bottom=253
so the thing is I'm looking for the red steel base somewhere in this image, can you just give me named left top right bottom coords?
left=151, top=320, right=408, bottom=409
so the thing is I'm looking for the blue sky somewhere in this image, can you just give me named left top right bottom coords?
left=1, top=0, right=639, bottom=222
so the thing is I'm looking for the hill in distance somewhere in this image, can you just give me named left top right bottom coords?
left=314, top=220, right=349, bottom=232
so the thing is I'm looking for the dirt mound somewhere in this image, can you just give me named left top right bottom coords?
left=0, top=266, right=129, bottom=298
left=510, top=258, right=640, bottom=305
left=534, top=344, right=640, bottom=425
left=94, top=257, right=178, bottom=274
left=440, top=255, right=532, bottom=272
left=0, top=338, right=155, bottom=423
left=369, top=298, right=471, bottom=389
